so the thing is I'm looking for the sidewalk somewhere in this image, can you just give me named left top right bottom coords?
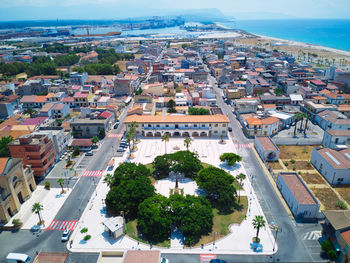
left=6, top=186, right=72, bottom=230
left=68, top=137, right=276, bottom=255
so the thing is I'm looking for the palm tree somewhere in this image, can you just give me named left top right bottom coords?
left=184, top=137, right=192, bottom=151
left=57, top=178, right=65, bottom=193
left=104, top=173, right=114, bottom=187
left=161, top=134, right=170, bottom=153
left=303, top=113, right=311, bottom=137
left=125, top=132, right=132, bottom=153
left=130, top=121, right=138, bottom=142
left=293, top=113, right=303, bottom=137
left=252, top=215, right=266, bottom=242
left=236, top=173, right=246, bottom=203
left=32, top=202, right=43, bottom=225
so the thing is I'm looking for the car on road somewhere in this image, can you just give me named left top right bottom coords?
left=119, top=143, right=128, bottom=148
left=228, top=126, right=232, bottom=132
left=161, top=258, right=169, bottom=263
left=85, top=151, right=93, bottom=156
left=117, top=147, right=126, bottom=152
left=61, top=229, right=71, bottom=242
left=6, top=253, right=31, bottom=263
left=210, top=259, right=227, bottom=263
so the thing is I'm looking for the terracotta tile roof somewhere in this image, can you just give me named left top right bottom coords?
left=124, top=114, right=229, bottom=124
left=256, top=136, right=278, bottom=152
left=341, top=229, right=350, bottom=245
left=263, top=104, right=276, bottom=108
left=338, top=105, right=350, bottom=112
left=20, top=95, right=37, bottom=103
left=246, top=117, right=262, bottom=125
left=74, top=92, right=88, bottom=98
left=320, top=89, right=331, bottom=95
left=310, top=79, right=326, bottom=86
left=34, top=96, right=47, bottom=103
left=71, top=139, right=92, bottom=147
left=123, top=250, right=160, bottom=263
left=0, top=158, right=9, bottom=174
left=46, top=92, right=54, bottom=98
left=325, top=129, right=350, bottom=136
left=62, top=97, right=74, bottom=102
left=262, top=117, right=279, bottom=125
left=279, top=172, right=316, bottom=205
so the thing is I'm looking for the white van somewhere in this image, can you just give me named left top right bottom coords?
left=6, top=253, right=31, bottom=263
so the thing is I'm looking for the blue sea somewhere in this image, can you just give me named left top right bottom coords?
left=221, top=19, right=350, bottom=52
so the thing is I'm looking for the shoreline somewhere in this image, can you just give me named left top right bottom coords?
left=255, top=34, right=350, bottom=57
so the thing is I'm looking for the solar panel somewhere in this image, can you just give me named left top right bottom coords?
left=325, top=151, right=340, bottom=165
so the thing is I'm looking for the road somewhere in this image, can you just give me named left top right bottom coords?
left=0, top=104, right=132, bottom=262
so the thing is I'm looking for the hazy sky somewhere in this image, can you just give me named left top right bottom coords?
left=0, top=0, right=350, bottom=20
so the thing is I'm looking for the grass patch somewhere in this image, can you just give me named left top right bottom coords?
left=125, top=219, right=170, bottom=248
left=310, top=187, right=342, bottom=210
left=294, top=161, right=314, bottom=170
left=145, top=163, right=155, bottom=174
left=268, top=161, right=283, bottom=170
left=193, top=196, right=248, bottom=247
left=335, top=187, right=350, bottom=206
left=300, top=172, right=326, bottom=185
left=278, top=145, right=319, bottom=160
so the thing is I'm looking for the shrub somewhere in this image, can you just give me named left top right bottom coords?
left=328, top=249, right=338, bottom=260
left=292, top=165, right=297, bottom=171
left=72, top=146, right=80, bottom=157
left=336, top=200, right=348, bottom=209
left=321, top=240, right=332, bottom=252
left=12, top=219, right=22, bottom=227
left=307, top=161, right=312, bottom=167
left=80, top=227, right=88, bottom=234
left=290, top=159, right=296, bottom=164
left=284, top=162, right=289, bottom=166
left=44, top=181, right=51, bottom=190
left=298, top=171, right=301, bottom=175
left=84, top=234, right=91, bottom=241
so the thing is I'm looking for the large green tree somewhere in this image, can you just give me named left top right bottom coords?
left=188, top=108, right=210, bottom=115
left=219, top=153, right=242, bottom=166
left=170, top=194, right=213, bottom=246
left=137, top=194, right=172, bottom=243
left=105, top=163, right=155, bottom=219
left=0, top=136, right=13, bottom=157
left=196, top=167, right=237, bottom=213
left=152, top=154, right=173, bottom=180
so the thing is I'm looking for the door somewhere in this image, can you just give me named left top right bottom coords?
left=7, top=208, right=13, bottom=217
left=17, top=192, right=24, bottom=204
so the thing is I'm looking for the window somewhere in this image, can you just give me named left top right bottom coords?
left=148, top=124, right=151, bottom=127
left=215, top=124, right=218, bottom=127
left=214, top=131, right=218, bottom=134
left=165, top=125, right=169, bottom=127
left=156, top=125, right=160, bottom=127
left=194, top=124, right=197, bottom=127
left=202, top=124, right=205, bottom=127
left=185, top=125, right=188, bottom=127
left=222, top=124, right=226, bottom=127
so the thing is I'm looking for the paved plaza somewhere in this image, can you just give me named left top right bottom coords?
left=69, top=136, right=276, bottom=255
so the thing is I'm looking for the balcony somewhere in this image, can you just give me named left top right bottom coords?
left=144, top=126, right=210, bottom=130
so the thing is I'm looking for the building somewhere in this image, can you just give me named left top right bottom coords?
left=309, top=79, right=327, bottom=92
left=17, top=79, right=50, bottom=96
left=70, top=72, right=88, bottom=85
left=322, top=130, right=350, bottom=149
left=124, top=114, right=229, bottom=137
left=315, top=110, right=350, bottom=131
left=103, top=216, right=125, bottom=240
left=276, top=172, right=320, bottom=221
left=0, top=158, right=36, bottom=223
left=51, top=103, right=70, bottom=119
left=8, top=134, right=55, bottom=177
left=114, top=75, right=140, bottom=96
left=242, top=115, right=279, bottom=137
left=254, top=136, right=280, bottom=162
left=73, top=92, right=92, bottom=107
left=234, top=99, right=259, bottom=114
left=70, top=118, right=110, bottom=138
left=322, top=210, right=350, bottom=263
left=311, top=147, right=350, bottom=185
left=70, top=139, right=93, bottom=152
left=123, top=250, right=161, bottom=263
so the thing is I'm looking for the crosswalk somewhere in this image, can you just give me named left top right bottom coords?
left=46, top=220, right=78, bottom=231
left=82, top=170, right=103, bottom=177
left=108, top=133, right=123, bottom=138
left=303, top=230, right=322, bottom=240
left=234, top=143, right=251, bottom=149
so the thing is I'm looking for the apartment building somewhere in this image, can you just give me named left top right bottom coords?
left=8, top=134, right=55, bottom=177
left=0, top=158, right=36, bottom=223
left=124, top=114, right=229, bottom=137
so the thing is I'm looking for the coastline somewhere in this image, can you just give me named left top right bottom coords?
left=255, top=34, right=350, bottom=57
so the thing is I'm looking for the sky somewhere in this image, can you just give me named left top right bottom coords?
left=0, top=0, right=350, bottom=21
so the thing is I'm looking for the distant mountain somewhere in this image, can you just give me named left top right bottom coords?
left=230, top=12, right=299, bottom=20
left=165, top=8, right=228, bottom=22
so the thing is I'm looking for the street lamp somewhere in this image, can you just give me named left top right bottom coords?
left=269, top=222, right=281, bottom=252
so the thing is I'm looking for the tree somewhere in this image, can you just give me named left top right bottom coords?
left=196, top=167, right=237, bottom=213
left=252, top=215, right=266, bottom=242
left=219, top=153, right=242, bottom=166
left=72, top=146, right=80, bottom=157
left=23, top=108, right=36, bottom=118
left=105, top=163, right=155, bottom=219
left=170, top=194, right=213, bottom=246
left=32, top=202, right=44, bottom=225
left=293, top=113, right=304, bottom=137
left=125, top=131, right=132, bottom=153
left=236, top=173, right=246, bottom=203
left=161, top=134, right=169, bottom=153
left=138, top=194, right=172, bottom=243
left=57, top=178, right=65, bottom=193
left=274, top=87, right=284, bottom=96
left=152, top=154, right=173, bottom=180
left=91, top=136, right=99, bottom=146
left=130, top=121, right=138, bottom=142
left=98, top=128, right=105, bottom=139
left=303, top=113, right=311, bottom=137
left=188, top=108, right=210, bottom=115
left=184, top=137, right=192, bottom=151
left=0, top=136, right=13, bottom=157
left=166, top=99, right=176, bottom=113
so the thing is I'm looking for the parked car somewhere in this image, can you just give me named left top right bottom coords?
left=228, top=126, right=232, bottom=132
left=61, top=229, right=71, bottom=242
left=120, top=144, right=128, bottom=148
left=117, top=148, right=125, bottom=152
left=161, top=258, right=169, bottom=263
left=85, top=151, right=93, bottom=156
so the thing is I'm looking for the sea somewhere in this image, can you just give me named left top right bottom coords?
left=221, top=19, right=350, bottom=52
